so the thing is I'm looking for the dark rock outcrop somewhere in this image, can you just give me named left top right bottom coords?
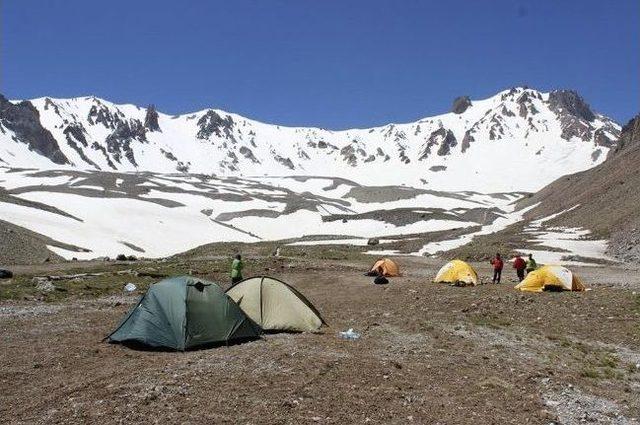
left=419, top=128, right=457, bottom=159
left=196, top=110, right=235, bottom=141
left=461, top=130, right=475, bottom=153
left=239, top=146, right=260, bottom=164
left=87, top=101, right=124, bottom=129
left=340, top=145, right=358, bottom=167
left=437, top=130, right=458, bottom=156
left=452, top=96, right=472, bottom=114
left=144, top=105, right=161, bottom=132
left=274, top=155, right=295, bottom=170
left=105, top=119, right=147, bottom=166
left=610, top=114, right=640, bottom=155
left=548, top=90, right=595, bottom=122
left=0, top=95, right=69, bottom=165
left=63, top=124, right=100, bottom=168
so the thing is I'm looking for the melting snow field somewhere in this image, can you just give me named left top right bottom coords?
left=516, top=207, right=615, bottom=266
left=0, top=168, right=527, bottom=260
left=0, top=168, right=615, bottom=264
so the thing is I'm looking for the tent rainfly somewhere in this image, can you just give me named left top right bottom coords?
left=106, top=276, right=260, bottom=350
left=433, top=259, right=479, bottom=286
left=226, top=276, right=325, bottom=332
left=515, top=265, right=586, bottom=292
left=369, top=258, right=400, bottom=277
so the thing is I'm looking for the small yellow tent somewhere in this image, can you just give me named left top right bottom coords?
left=433, top=259, right=479, bottom=286
left=226, top=276, right=325, bottom=332
left=515, top=265, right=586, bottom=292
left=370, top=258, right=400, bottom=277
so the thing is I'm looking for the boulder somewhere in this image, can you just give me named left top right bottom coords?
left=452, top=96, right=472, bottom=114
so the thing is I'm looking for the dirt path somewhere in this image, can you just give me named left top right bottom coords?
left=1, top=257, right=639, bottom=424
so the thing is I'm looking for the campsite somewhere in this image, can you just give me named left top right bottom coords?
left=1, top=246, right=640, bottom=424
left=1, top=1, right=639, bottom=423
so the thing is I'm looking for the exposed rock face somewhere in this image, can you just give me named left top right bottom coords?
left=0, top=95, right=69, bottom=165
left=610, top=114, right=640, bottom=156
left=144, top=105, right=161, bottom=132
left=196, top=110, right=235, bottom=140
left=548, top=90, right=595, bottom=122
left=461, top=130, right=475, bottom=153
left=105, top=119, right=147, bottom=166
left=452, top=96, right=472, bottom=114
left=340, top=144, right=358, bottom=167
left=437, top=130, right=458, bottom=156
left=63, top=124, right=100, bottom=168
left=87, top=101, right=124, bottom=129
left=239, top=146, right=260, bottom=164
left=274, top=155, right=294, bottom=170
left=419, top=128, right=457, bottom=159
left=593, top=126, right=617, bottom=148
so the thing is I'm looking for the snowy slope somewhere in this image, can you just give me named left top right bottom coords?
left=0, top=168, right=522, bottom=260
left=0, top=87, right=620, bottom=192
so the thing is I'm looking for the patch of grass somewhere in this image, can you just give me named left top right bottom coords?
left=469, top=315, right=512, bottom=329
left=580, top=367, right=601, bottom=379
left=597, top=353, right=619, bottom=369
left=0, top=259, right=235, bottom=302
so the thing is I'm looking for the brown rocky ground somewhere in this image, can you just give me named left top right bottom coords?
left=1, top=252, right=639, bottom=424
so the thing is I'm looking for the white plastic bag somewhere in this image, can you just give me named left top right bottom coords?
left=338, top=328, right=361, bottom=340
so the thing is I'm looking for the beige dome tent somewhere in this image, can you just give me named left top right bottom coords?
left=433, top=259, right=479, bottom=286
left=515, top=265, right=586, bottom=292
left=369, top=258, right=400, bottom=277
left=226, top=276, right=325, bottom=332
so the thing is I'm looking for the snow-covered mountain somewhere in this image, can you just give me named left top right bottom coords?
left=0, top=87, right=620, bottom=192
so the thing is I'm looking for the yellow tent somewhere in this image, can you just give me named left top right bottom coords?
left=433, top=259, right=479, bottom=286
left=370, top=258, right=401, bottom=277
left=226, top=276, right=325, bottom=332
left=515, top=265, right=586, bottom=292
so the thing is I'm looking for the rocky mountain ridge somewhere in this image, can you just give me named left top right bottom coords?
left=0, top=87, right=621, bottom=192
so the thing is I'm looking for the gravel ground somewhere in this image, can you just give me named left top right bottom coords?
left=1, top=256, right=639, bottom=424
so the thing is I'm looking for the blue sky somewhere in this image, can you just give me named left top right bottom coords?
left=2, top=0, right=638, bottom=128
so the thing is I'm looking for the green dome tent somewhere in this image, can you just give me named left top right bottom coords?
left=226, top=276, right=325, bottom=332
left=106, top=276, right=260, bottom=350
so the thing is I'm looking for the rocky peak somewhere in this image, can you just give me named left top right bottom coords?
left=452, top=96, right=472, bottom=114
left=144, top=105, right=161, bottom=132
left=548, top=90, right=595, bottom=122
left=196, top=110, right=235, bottom=141
left=0, top=95, right=69, bottom=165
left=611, top=114, right=640, bottom=156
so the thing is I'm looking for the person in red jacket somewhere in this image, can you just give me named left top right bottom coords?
left=490, top=253, right=504, bottom=284
left=512, top=254, right=526, bottom=282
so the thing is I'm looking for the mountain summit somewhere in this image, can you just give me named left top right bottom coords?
left=0, top=87, right=620, bottom=191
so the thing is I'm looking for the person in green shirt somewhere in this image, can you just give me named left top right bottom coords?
left=526, top=254, right=537, bottom=274
left=230, top=254, right=244, bottom=285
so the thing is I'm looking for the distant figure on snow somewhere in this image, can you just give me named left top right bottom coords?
left=526, top=254, right=537, bottom=274
left=230, top=254, right=244, bottom=285
left=512, top=254, right=526, bottom=282
left=490, top=253, right=504, bottom=284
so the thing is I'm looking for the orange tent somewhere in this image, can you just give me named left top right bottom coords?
left=369, top=258, right=400, bottom=277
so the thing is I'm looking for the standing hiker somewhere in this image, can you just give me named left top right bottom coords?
left=526, top=254, right=537, bottom=275
left=490, top=253, right=504, bottom=284
left=230, top=254, right=244, bottom=285
left=513, top=254, right=526, bottom=282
